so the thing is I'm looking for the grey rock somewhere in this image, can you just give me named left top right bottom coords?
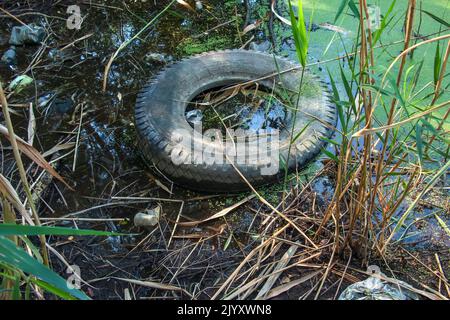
left=1, top=46, right=16, bottom=65
left=10, top=24, right=46, bottom=46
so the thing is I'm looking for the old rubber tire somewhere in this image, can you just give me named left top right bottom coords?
left=135, top=50, right=336, bottom=192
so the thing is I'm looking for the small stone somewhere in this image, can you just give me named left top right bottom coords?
left=1, top=46, right=16, bottom=65
left=9, top=24, right=46, bottom=46
left=134, top=206, right=161, bottom=228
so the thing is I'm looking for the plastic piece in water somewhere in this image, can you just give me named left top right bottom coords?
left=134, top=206, right=161, bottom=228
left=339, top=265, right=419, bottom=300
left=7, top=75, right=33, bottom=93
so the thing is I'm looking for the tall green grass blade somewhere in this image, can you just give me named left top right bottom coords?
left=321, top=137, right=340, bottom=146
left=339, top=63, right=356, bottom=114
left=322, top=149, right=339, bottom=162
left=12, top=276, right=21, bottom=300
left=0, top=224, right=123, bottom=237
left=0, top=236, right=90, bottom=300
left=19, top=235, right=43, bottom=264
left=334, top=0, right=359, bottom=21
left=421, top=10, right=450, bottom=28
left=420, top=119, right=450, bottom=144
left=435, top=214, right=450, bottom=237
left=292, top=121, right=313, bottom=144
left=388, top=75, right=407, bottom=110
left=326, top=68, right=341, bottom=102
left=29, top=278, right=77, bottom=300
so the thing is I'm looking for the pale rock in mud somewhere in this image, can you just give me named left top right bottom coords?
left=134, top=206, right=161, bottom=227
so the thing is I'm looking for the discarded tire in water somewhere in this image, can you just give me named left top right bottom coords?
left=135, top=50, right=337, bottom=192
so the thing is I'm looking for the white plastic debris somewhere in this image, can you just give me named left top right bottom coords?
left=134, top=206, right=161, bottom=228
left=339, top=265, right=419, bottom=300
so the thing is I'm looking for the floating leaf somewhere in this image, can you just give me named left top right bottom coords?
left=7, top=75, right=33, bottom=93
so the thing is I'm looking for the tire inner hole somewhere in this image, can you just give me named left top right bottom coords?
left=185, top=84, right=288, bottom=136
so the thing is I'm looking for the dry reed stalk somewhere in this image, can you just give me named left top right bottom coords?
left=0, top=83, right=49, bottom=266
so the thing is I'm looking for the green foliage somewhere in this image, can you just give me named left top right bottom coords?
left=334, top=0, right=359, bottom=22
left=178, top=35, right=236, bottom=55
left=0, top=224, right=120, bottom=300
left=288, top=0, right=309, bottom=67
left=421, top=9, right=450, bottom=28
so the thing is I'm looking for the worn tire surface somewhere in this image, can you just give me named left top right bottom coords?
left=135, top=50, right=336, bottom=192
